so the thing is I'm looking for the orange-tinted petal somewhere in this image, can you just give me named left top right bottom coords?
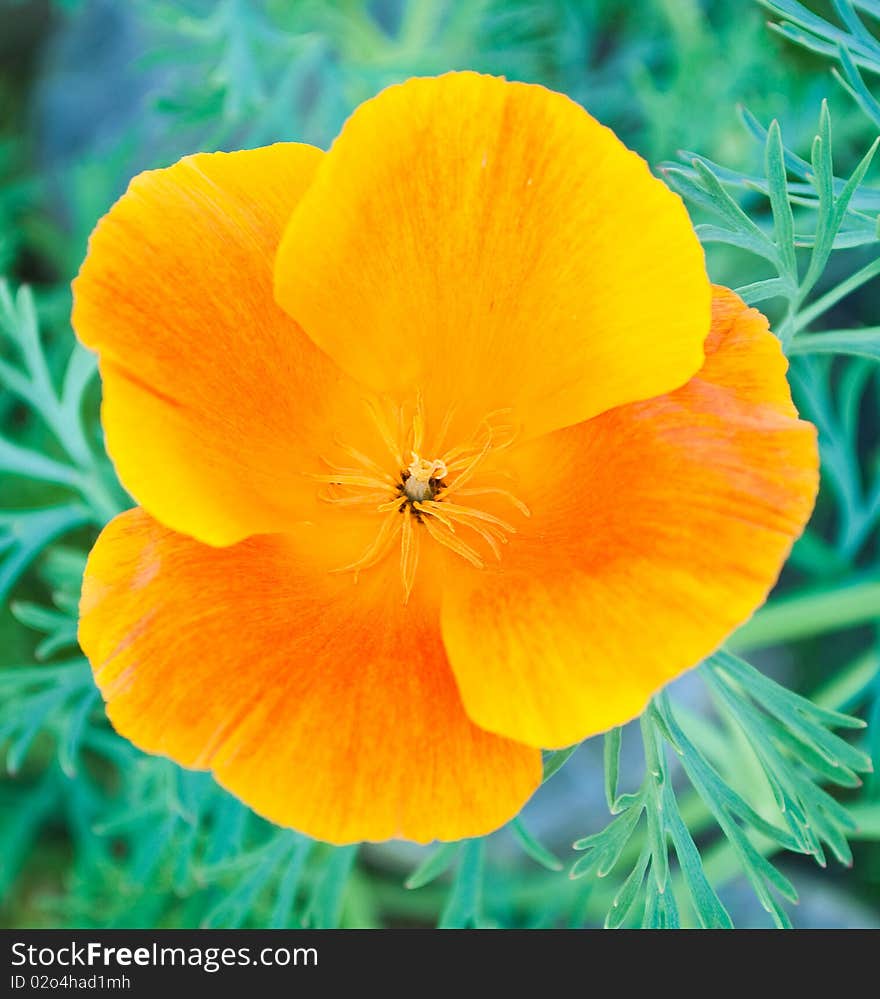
left=440, top=287, right=819, bottom=748
left=72, top=143, right=368, bottom=547
left=275, top=72, right=710, bottom=444
left=79, top=508, right=541, bottom=844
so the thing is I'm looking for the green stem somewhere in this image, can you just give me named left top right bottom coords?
left=794, top=256, right=880, bottom=332
left=729, top=577, right=880, bottom=652
left=812, top=648, right=879, bottom=710
left=75, top=469, right=125, bottom=526
left=788, top=326, right=880, bottom=359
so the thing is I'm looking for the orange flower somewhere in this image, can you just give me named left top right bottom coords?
left=73, top=73, right=818, bottom=845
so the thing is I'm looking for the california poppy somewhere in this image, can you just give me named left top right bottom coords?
left=73, top=73, right=818, bottom=844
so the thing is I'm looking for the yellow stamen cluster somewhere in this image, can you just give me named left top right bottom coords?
left=314, top=397, right=529, bottom=601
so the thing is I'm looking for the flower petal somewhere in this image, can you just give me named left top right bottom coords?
left=440, top=287, right=819, bottom=749
left=73, top=143, right=367, bottom=547
left=79, top=508, right=541, bottom=844
left=275, top=72, right=710, bottom=442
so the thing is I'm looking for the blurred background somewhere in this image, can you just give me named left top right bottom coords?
left=0, top=0, right=878, bottom=929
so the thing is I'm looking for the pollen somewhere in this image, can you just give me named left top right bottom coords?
left=314, top=398, right=529, bottom=601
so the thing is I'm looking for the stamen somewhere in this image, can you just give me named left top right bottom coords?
left=317, top=399, right=528, bottom=597
left=412, top=390, right=426, bottom=454
left=364, top=396, right=404, bottom=465
left=319, top=487, right=391, bottom=507
left=412, top=500, right=456, bottom=531
left=400, top=512, right=420, bottom=603
left=441, top=438, right=492, bottom=488
left=446, top=440, right=492, bottom=481
left=452, top=486, right=531, bottom=517
left=332, top=439, right=396, bottom=483
left=377, top=496, right=408, bottom=513
left=433, top=406, right=456, bottom=454
left=432, top=500, right=517, bottom=535
left=480, top=422, right=518, bottom=451
left=421, top=514, right=484, bottom=568
left=311, top=472, right=392, bottom=490
left=474, top=528, right=502, bottom=560
left=437, top=443, right=472, bottom=466
left=332, top=513, right=402, bottom=578
left=443, top=513, right=506, bottom=560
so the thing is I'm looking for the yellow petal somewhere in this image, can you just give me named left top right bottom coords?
left=275, top=72, right=711, bottom=444
left=79, top=508, right=541, bottom=844
left=73, top=143, right=367, bottom=546
left=440, top=288, right=819, bottom=748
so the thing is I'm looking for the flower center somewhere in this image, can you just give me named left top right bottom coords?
left=312, top=396, right=529, bottom=601
left=403, top=453, right=448, bottom=502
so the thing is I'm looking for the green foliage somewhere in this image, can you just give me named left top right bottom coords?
left=570, top=655, right=870, bottom=929
left=1, top=0, right=878, bottom=930
left=0, top=281, right=123, bottom=602
left=663, top=103, right=878, bottom=346
left=760, top=0, right=880, bottom=125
